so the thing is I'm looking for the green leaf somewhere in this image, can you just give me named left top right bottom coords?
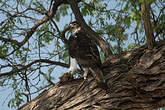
left=22, top=47, right=31, bottom=51
left=55, top=12, right=60, bottom=22
left=63, top=50, right=68, bottom=59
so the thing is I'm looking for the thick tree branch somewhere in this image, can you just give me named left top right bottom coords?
left=0, top=59, right=68, bottom=78
left=19, top=40, right=165, bottom=110
left=141, top=1, right=155, bottom=49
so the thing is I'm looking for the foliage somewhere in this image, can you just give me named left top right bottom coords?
left=0, top=0, right=164, bottom=109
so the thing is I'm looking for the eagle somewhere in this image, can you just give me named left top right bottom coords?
left=67, top=21, right=105, bottom=84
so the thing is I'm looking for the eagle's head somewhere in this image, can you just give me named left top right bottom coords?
left=69, top=21, right=81, bottom=35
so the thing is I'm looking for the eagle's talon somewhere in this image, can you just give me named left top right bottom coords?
left=83, top=75, right=87, bottom=80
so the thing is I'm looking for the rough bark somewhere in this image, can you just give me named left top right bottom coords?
left=141, top=1, right=155, bottom=49
left=19, top=40, right=165, bottom=110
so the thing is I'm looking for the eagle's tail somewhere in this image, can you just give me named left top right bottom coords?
left=89, top=67, right=105, bottom=84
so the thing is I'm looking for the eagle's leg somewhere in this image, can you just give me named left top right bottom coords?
left=68, top=57, right=77, bottom=73
left=83, top=68, right=89, bottom=80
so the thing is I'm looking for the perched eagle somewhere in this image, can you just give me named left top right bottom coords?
left=67, top=21, right=105, bottom=84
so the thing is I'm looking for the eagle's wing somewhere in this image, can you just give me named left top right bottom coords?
left=68, top=36, right=78, bottom=58
left=76, top=32, right=105, bottom=83
left=76, top=32, right=101, bottom=67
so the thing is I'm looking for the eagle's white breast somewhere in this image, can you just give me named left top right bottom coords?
left=68, top=57, right=78, bottom=73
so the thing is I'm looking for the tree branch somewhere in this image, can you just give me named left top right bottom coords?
left=141, top=1, right=155, bottom=49
left=0, top=59, right=68, bottom=78
left=19, top=41, right=165, bottom=110
left=0, top=37, right=21, bottom=46
left=1, top=0, right=112, bottom=59
left=0, top=0, right=68, bottom=54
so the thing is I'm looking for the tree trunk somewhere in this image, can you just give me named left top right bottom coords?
left=141, top=1, right=155, bottom=49
left=19, top=40, right=165, bottom=110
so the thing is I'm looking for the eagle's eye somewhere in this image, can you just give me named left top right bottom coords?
left=69, top=22, right=79, bottom=29
left=70, top=23, right=75, bottom=28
